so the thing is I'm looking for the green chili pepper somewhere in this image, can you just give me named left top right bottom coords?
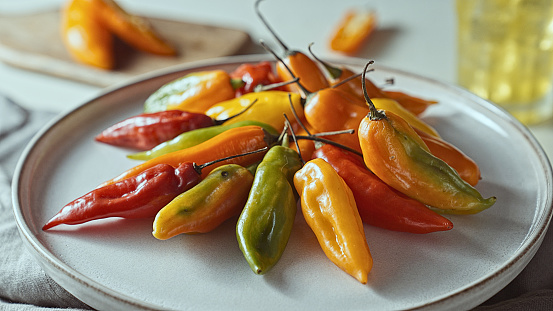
left=128, top=120, right=278, bottom=160
left=236, top=143, right=302, bottom=275
left=152, top=164, right=254, bottom=240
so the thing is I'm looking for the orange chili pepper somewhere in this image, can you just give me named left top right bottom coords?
left=357, top=63, right=496, bottom=214
left=329, top=9, right=377, bottom=55
left=255, top=0, right=329, bottom=95
left=304, top=87, right=367, bottom=153
left=417, top=130, right=481, bottom=187
left=100, top=125, right=275, bottom=186
left=96, top=0, right=176, bottom=56
left=381, top=90, right=438, bottom=116
left=61, top=0, right=114, bottom=69
left=307, top=50, right=437, bottom=116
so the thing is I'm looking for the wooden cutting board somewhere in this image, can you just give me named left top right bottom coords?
left=0, top=10, right=253, bottom=87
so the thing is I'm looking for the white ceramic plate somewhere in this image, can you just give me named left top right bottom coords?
left=12, top=55, right=553, bottom=311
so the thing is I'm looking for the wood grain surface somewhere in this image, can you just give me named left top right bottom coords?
left=0, top=10, right=253, bottom=87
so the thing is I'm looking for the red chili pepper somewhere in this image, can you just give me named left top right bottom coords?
left=95, top=110, right=214, bottom=150
left=312, top=144, right=453, bottom=234
left=42, top=161, right=202, bottom=230
left=230, top=61, right=284, bottom=96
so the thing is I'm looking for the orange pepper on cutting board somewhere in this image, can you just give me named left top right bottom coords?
left=61, top=0, right=175, bottom=69
left=61, top=0, right=114, bottom=69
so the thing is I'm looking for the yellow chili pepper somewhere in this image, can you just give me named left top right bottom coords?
left=293, top=158, right=373, bottom=284
left=152, top=164, right=254, bottom=239
left=144, top=70, right=239, bottom=113
left=329, top=9, right=377, bottom=55
left=205, top=91, right=304, bottom=132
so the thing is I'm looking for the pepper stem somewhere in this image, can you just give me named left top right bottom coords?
left=255, top=0, right=290, bottom=53
left=259, top=40, right=311, bottom=97
left=361, top=61, right=387, bottom=121
left=283, top=113, right=305, bottom=165
left=213, top=99, right=259, bottom=125
left=307, top=42, right=342, bottom=79
left=194, top=147, right=269, bottom=174
left=285, top=93, right=361, bottom=156
left=253, top=77, right=299, bottom=92
left=331, top=68, right=374, bottom=89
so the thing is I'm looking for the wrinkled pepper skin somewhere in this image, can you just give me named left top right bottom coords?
left=358, top=110, right=496, bottom=214
left=61, top=0, right=114, bottom=69
left=417, top=130, right=481, bottom=186
left=293, top=158, right=373, bottom=284
left=152, top=164, right=254, bottom=239
left=144, top=70, right=237, bottom=113
left=236, top=145, right=302, bottom=275
left=230, top=61, right=284, bottom=96
left=205, top=91, right=304, bottom=132
left=101, top=125, right=275, bottom=186
left=42, top=162, right=201, bottom=230
left=95, top=110, right=214, bottom=150
left=128, top=120, right=278, bottom=161
left=313, top=144, right=453, bottom=234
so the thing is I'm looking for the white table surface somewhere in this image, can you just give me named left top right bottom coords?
left=1, top=0, right=551, bottom=161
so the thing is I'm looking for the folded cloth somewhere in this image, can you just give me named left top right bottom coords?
left=0, top=94, right=551, bottom=310
left=0, top=95, right=91, bottom=310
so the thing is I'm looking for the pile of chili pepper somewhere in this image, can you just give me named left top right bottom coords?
left=42, top=0, right=497, bottom=286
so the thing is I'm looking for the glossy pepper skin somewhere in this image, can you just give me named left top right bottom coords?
left=236, top=144, right=302, bottom=275
left=329, top=10, right=377, bottom=55
left=206, top=91, right=304, bottom=132
left=313, top=144, right=453, bottom=234
left=381, top=90, right=438, bottom=116
left=276, top=52, right=330, bottom=95
left=152, top=164, right=254, bottom=239
left=293, top=158, right=373, bottom=284
left=101, top=125, right=276, bottom=186
left=358, top=109, right=496, bottom=214
left=319, top=61, right=437, bottom=116
left=128, top=120, right=278, bottom=161
left=230, top=61, right=284, bottom=96
left=62, top=0, right=114, bottom=69
left=42, top=162, right=201, bottom=230
left=372, top=98, right=440, bottom=138
left=143, top=70, right=240, bottom=113
left=304, top=87, right=367, bottom=153
left=95, top=110, right=214, bottom=150
left=417, top=129, right=481, bottom=187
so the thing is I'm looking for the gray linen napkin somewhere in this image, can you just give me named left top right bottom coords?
left=0, top=94, right=552, bottom=310
left=0, top=95, right=91, bottom=310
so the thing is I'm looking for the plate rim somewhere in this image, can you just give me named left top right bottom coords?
left=11, top=54, right=553, bottom=310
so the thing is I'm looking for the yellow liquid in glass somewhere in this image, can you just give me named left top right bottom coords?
left=457, top=0, right=553, bottom=124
